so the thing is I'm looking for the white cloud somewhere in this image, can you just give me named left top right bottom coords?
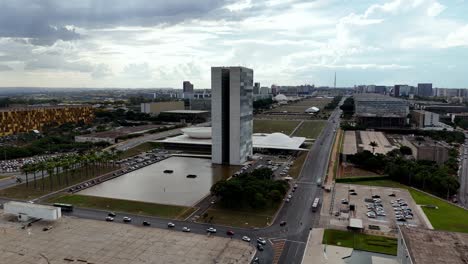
left=442, top=25, right=468, bottom=47
left=225, top=0, right=252, bottom=11
left=427, top=2, right=446, bottom=17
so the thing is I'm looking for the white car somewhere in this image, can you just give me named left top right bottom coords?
left=367, top=212, right=376, bottom=218
left=257, top=238, right=267, bottom=245
left=242, top=236, right=251, bottom=242
left=182, top=227, right=191, bottom=232
left=167, top=222, right=175, bottom=228
left=207, top=227, right=217, bottom=233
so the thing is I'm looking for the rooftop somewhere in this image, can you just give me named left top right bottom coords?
left=405, top=136, right=451, bottom=148
left=157, top=128, right=307, bottom=151
left=161, top=110, right=209, bottom=114
left=400, top=226, right=468, bottom=264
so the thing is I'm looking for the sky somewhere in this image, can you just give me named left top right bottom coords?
left=0, top=0, right=468, bottom=89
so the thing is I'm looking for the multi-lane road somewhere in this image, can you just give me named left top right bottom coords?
left=0, top=109, right=341, bottom=264
left=458, top=137, right=468, bottom=208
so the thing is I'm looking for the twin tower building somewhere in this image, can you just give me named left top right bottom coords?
left=211, top=67, right=254, bottom=165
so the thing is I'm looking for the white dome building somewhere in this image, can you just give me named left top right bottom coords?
left=305, top=106, right=320, bottom=113
left=181, top=127, right=212, bottom=139
left=274, top=94, right=288, bottom=102
left=253, top=132, right=306, bottom=150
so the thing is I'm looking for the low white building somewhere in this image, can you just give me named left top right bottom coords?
left=4, top=201, right=62, bottom=221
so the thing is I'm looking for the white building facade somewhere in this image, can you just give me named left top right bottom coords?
left=211, top=66, right=253, bottom=165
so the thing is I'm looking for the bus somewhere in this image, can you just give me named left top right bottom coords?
left=311, top=198, right=320, bottom=212
left=53, top=203, right=74, bottom=212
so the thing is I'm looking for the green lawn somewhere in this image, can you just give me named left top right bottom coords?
left=253, top=120, right=301, bottom=135
left=289, top=151, right=308, bottom=179
left=120, top=142, right=161, bottom=159
left=0, top=165, right=118, bottom=200
left=322, top=229, right=398, bottom=256
left=47, top=194, right=193, bottom=219
left=350, top=179, right=468, bottom=233
left=292, top=121, right=327, bottom=138
left=201, top=202, right=281, bottom=228
left=0, top=175, right=11, bottom=180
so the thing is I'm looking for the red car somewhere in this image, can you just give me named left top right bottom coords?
left=226, top=230, right=235, bottom=236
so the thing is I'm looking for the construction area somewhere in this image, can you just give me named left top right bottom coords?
left=0, top=210, right=255, bottom=264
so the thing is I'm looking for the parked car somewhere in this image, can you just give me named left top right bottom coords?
left=182, top=227, right=191, bottom=232
left=257, top=244, right=264, bottom=251
left=123, top=217, right=132, bottom=223
left=167, top=222, right=175, bottom=228
left=105, top=216, right=114, bottom=222
left=108, top=212, right=116, bottom=217
left=280, top=221, right=287, bottom=226
left=142, top=221, right=151, bottom=226
left=257, top=238, right=267, bottom=245
left=242, top=236, right=251, bottom=242
left=207, top=227, right=217, bottom=233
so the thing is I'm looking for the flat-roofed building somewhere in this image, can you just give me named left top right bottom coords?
left=411, top=110, right=439, bottom=128
left=75, top=124, right=166, bottom=144
left=158, top=110, right=209, bottom=123
left=0, top=105, right=94, bottom=137
left=398, top=226, right=468, bottom=264
left=141, top=101, right=184, bottom=115
left=354, top=94, right=409, bottom=128
left=401, top=136, right=450, bottom=165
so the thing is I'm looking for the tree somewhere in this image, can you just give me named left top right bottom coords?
left=251, top=193, right=267, bottom=208
left=369, top=141, right=378, bottom=154
left=251, top=168, right=274, bottom=180
left=269, top=190, right=282, bottom=202
left=21, top=164, right=30, bottom=187
left=400, top=146, right=412, bottom=155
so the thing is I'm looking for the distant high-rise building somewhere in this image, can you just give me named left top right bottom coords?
left=271, top=85, right=278, bottom=95
left=417, top=83, right=433, bottom=97
left=394, top=85, right=410, bottom=97
left=183, top=81, right=194, bottom=99
left=211, top=66, right=253, bottom=165
left=259, top=86, right=270, bottom=95
left=253, top=82, right=260, bottom=94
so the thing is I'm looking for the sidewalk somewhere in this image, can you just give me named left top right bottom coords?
left=302, top=228, right=353, bottom=264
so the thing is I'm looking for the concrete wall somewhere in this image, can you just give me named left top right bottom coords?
left=4, top=201, right=61, bottom=221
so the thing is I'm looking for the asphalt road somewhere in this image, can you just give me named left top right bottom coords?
left=0, top=109, right=342, bottom=264
left=459, top=139, right=468, bottom=208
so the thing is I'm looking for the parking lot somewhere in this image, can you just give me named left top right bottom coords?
left=0, top=211, right=255, bottom=264
left=329, top=184, right=425, bottom=234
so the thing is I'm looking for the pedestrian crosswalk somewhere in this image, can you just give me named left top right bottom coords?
left=270, top=238, right=286, bottom=264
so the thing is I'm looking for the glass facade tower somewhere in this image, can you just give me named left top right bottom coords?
left=211, top=66, right=253, bottom=165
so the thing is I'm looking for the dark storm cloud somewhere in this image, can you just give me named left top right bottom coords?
left=0, top=0, right=232, bottom=46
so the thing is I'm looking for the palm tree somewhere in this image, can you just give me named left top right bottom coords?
left=37, top=161, right=46, bottom=191
left=31, top=163, right=38, bottom=189
left=21, top=164, right=30, bottom=187
left=46, top=161, right=55, bottom=191
left=369, top=141, right=378, bottom=154
left=116, top=150, right=123, bottom=166
left=62, top=158, right=71, bottom=186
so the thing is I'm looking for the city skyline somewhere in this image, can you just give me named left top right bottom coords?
left=0, top=0, right=468, bottom=89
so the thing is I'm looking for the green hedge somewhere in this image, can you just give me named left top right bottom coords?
left=336, top=176, right=390, bottom=183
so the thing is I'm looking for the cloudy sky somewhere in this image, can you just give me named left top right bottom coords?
left=0, top=0, right=467, bottom=89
